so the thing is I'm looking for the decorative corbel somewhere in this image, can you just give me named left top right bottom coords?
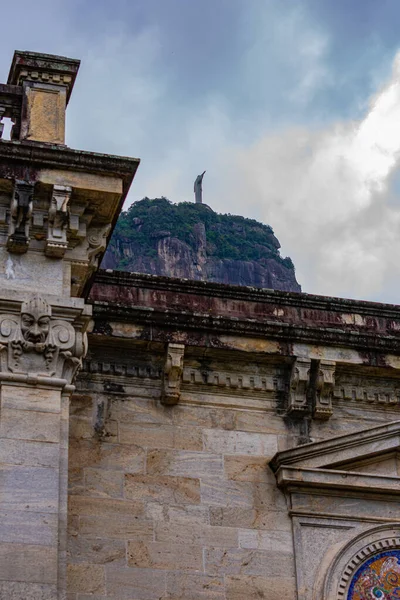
left=161, top=343, right=185, bottom=405
left=287, top=357, right=311, bottom=416
left=68, top=199, right=88, bottom=242
left=87, top=223, right=112, bottom=269
left=45, top=185, right=71, bottom=258
left=7, top=180, right=35, bottom=253
left=313, top=360, right=335, bottom=420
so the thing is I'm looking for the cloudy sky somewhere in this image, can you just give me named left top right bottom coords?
left=2, top=1, right=400, bottom=302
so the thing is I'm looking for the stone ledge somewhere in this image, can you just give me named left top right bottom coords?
left=90, top=302, right=400, bottom=353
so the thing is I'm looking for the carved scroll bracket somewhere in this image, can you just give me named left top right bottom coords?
left=286, top=357, right=336, bottom=420
left=87, top=223, right=111, bottom=269
left=161, top=343, right=185, bottom=405
left=45, top=185, right=71, bottom=258
left=313, top=359, right=335, bottom=420
left=7, top=180, right=34, bottom=253
left=287, top=357, right=311, bottom=417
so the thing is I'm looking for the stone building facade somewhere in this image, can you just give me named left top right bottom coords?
left=0, top=51, right=400, bottom=600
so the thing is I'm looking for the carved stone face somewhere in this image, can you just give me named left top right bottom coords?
left=20, top=297, right=51, bottom=344
left=21, top=313, right=50, bottom=344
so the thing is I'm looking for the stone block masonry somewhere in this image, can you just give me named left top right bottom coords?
left=68, top=389, right=297, bottom=599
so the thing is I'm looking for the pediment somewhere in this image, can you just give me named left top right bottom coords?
left=332, top=451, right=400, bottom=477
left=270, top=420, right=400, bottom=496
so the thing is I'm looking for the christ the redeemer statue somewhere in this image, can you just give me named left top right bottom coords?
left=194, top=171, right=206, bottom=204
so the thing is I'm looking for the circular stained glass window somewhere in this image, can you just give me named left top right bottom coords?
left=348, top=550, right=400, bottom=599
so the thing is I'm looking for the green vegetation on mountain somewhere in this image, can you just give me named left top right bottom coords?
left=111, top=197, right=294, bottom=270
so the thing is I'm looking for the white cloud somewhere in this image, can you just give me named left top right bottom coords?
left=67, top=26, right=165, bottom=157
left=239, top=3, right=331, bottom=110
left=218, top=51, right=400, bottom=302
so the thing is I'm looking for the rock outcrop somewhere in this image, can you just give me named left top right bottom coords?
left=102, top=198, right=301, bottom=292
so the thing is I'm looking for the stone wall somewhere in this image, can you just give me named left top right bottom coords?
left=66, top=353, right=400, bottom=599
left=65, top=271, right=400, bottom=599
left=68, top=362, right=296, bottom=599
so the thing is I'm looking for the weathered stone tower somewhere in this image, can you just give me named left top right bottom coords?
left=0, top=51, right=139, bottom=598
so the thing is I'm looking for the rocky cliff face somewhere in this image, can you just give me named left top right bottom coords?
left=102, top=198, right=301, bottom=292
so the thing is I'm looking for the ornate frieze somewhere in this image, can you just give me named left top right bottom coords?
left=161, top=343, right=185, bottom=405
left=82, top=359, right=285, bottom=398
left=83, top=352, right=399, bottom=413
left=334, top=380, right=400, bottom=405
left=182, top=367, right=283, bottom=393
left=83, top=359, right=161, bottom=379
left=0, top=296, right=87, bottom=384
left=8, top=51, right=79, bottom=97
left=16, top=70, right=73, bottom=87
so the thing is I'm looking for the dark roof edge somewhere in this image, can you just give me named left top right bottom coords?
left=93, top=269, right=400, bottom=320
left=0, top=140, right=140, bottom=193
left=90, top=302, right=400, bottom=353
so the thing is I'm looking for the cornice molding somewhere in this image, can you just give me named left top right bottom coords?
left=92, top=270, right=400, bottom=320
left=270, top=419, right=400, bottom=471
left=91, top=301, right=400, bottom=353
left=276, top=465, right=400, bottom=497
left=0, top=140, right=139, bottom=193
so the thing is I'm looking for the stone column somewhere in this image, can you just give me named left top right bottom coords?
left=0, top=50, right=139, bottom=599
left=0, top=295, right=90, bottom=599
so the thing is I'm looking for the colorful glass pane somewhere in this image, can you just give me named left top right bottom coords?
left=348, top=550, right=400, bottom=599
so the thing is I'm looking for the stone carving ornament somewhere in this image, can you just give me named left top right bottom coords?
left=287, top=357, right=336, bottom=419
left=87, top=223, right=112, bottom=268
left=45, top=185, right=71, bottom=257
left=161, top=343, right=185, bottom=405
left=287, top=357, right=311, bottom=415
left=0, top=296, right=86, bottom=382
left=313, top=360, right=335, bottom=420
left=7, top=180, right=34, bottom=253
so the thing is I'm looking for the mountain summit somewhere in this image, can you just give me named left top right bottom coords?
left=102, top=198, right=301, bottom=292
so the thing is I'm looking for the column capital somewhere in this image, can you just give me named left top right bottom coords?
left=0, top=293, right=90, bottom=388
